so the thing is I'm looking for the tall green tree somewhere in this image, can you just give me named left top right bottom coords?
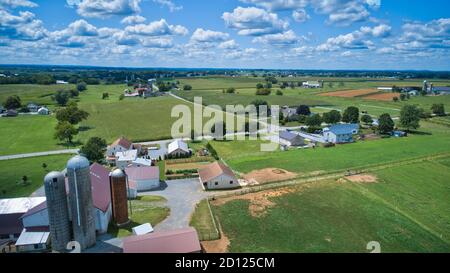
left=342, top=106, right=360, bottom=123
left=400, top=105, right=421, bottom=131
left=361, top=114, right=373, bottom=125
left=3, top=95, right=21, bottom=109
left=305, top=114, right=322, bottom=127
left=56, top=103, right=89, bottom=125
left=322, top=110, right=341, bottom=124
left=80, top=137, right=107, bottom=163
left=431, top=104, right=445, bottom=116
left=296, top=105, right=311, bottom=116
left=77, top=82, right=87, bottom=92
left=54, top=122, right=78, bottom=143
left=378, top=113, right=395, bottom=134
left=53, top=90, right=70, bottom=106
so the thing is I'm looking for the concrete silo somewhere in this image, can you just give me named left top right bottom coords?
left=109, top=169, right=130, bottom=226
left=44, top=171, right=71, bottom=252
left=66, top=155, right=96, bottom=250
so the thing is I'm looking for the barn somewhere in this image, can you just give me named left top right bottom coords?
left=198, top=161, right=238, bottom=190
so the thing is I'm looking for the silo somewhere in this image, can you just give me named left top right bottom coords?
left=109, top=169, right=130, bottom=226
left=44, top=171, right=71, bottom=252
left=66, top=155, right=96, bottom=250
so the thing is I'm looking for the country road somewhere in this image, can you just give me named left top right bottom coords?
left=0, top=149, right=79, bottom=161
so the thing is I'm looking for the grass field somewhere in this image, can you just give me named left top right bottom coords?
left=107, top=195, right=170, bottom=238
left=212, top=159, right=450, bottom=252
left=190, top=199, right=220, bottom=241
left=0, top=154, right=72, bottom=198
left=0, top=84, right=74, bottom=107
left=220, top=121, right=450, bottom=175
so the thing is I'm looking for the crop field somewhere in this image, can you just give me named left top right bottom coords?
left=363, top=92, right=400, bottom=101
left=320, top=89, right=379, bottom=98
left=0, top=154, right=72, bottom=198
left=211, top=159, right=450, bottom=252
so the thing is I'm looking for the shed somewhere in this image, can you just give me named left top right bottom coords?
left=323, top=123, right=359, bottom=143
left=37, top=107, right=49, bottom=115
left=279, top=131, right=305, bottom=147
left=132, top=223, right=154, bottom=236
left=125, top=166, right=160, bottom=191
left=15, top=227, right=50, bottom=252
left=198, top=161, right=238, bottom=190
left=167, top=140, right=190, bottom=157
left=122, top=227, right=201, bottom=253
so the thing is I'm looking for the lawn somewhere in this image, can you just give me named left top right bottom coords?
left=223, top=121, right=450, bottom=175
left=107, top=195, right=170, bottom=238
left=0, top=84, right=74, bottom=107
left=212, top=159, right=450, bottom=252
left=190, top=199, right=220, bottom=241
left=0, top=154, right=72, bottom=198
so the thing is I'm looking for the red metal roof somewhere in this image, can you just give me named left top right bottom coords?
left=122, top=227, right=201, bottom=253
left=89, top=163, right=112, bottom=212
left=111, top=137, right=132, bottom=149
left=125, top=166, right=159, bottom=181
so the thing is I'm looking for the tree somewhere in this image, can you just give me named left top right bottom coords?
left=54, top=122, right=78, bottom=143
left=431, top=104, right=445, bottom=116
left=296, top=105, right=311, bottom=116
left=119, top=94, right=125, bottom=101
left=21, top=175, right=29, bottom=186
left=102, top=92, right=109, bottom=99
left=42, top=163, right=47, bottom=170
left=305, top=114, right=322, bottom=127
left=183, top=85, right=192, bottom=91
left=53, top=90, right=70, bottom=106
left=3, top=95, right=21, bottom=109
left=276, top=90, right=283, bottom=96
left=361, top=114, right=373, bottom=125
left=342, top=106, right=359, bottom=123
left=255, top=88, right=271, bottom=95
left=400, top=93, right=407, bottom=101
left=80, top=137, right=107, bottom=163
left=322, top=110, right=341, bottom=124
left=77, top=82, right=87, bottom=92
left=400, top=105, right=421, bottom=131
left=256, top=83, right=264, bottom=89
left=393, top=96, right=399, bottom=102
left=56, top=103, right=89, bottom=125
left=226, top=87, right=236, bottom=94
left=70, top=89, right=79, bottom=98
left=378, top=113, right=394, bottom=134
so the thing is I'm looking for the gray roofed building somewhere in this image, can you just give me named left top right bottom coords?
left=279, top=131, right=305, bottom=147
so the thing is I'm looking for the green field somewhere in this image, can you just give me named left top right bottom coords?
left=190, top=199, right=220, bottom=241
left=0, top=84, right=74, bottom=107
left=0, top=154, right=72, bottom=198
left=212, top=159, right=450, bottom=252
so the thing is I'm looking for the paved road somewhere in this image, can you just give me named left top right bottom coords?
left=140, top=178, right=210, bottom=232
left=0, top=149, right=79, bottom=161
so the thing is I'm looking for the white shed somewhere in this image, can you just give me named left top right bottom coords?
left=167, top=140, right=190, bottom=157
left=125, top=166, right=160, bottom=192
left=132, top=223, right=154, bottom=235
left=37, top=107, right=49, bottom=115
left=198, top=161, right=238, bottom=190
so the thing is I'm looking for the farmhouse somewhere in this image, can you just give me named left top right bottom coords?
left=37, top=107, right=49, bottom=115
left=323, top=124, right=359, bottom=144
left=5, top=109, right=18, bottom=117
left=129, top=157, right=153, bottom=167
left=279, top=131, right=305, bottom=147
left=168, top=140, right=190, bottom=157
left=27, top=103, right=39, bottom=113
left=198, top=161, right=238, bottom=190
left=122, top=227, right=201, bottom=253
left=115, top=150, right=138, bottom=169
left=106, top=137, right=133, bottom=160
left=302, top=81, right=322, bottom=88
left=125, top=166, right=160, bottom=192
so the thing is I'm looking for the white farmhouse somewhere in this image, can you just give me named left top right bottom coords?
left=198, top=161, right=238, bottom=190
left=106, top=137, right=133, bottom=163
left=167, top=140, right=190, bottom=157
left=116, top=150, right=138, bottom=170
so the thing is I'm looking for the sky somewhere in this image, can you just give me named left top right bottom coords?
left=0, top=0, right=449, bottom=70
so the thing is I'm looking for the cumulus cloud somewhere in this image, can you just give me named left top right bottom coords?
left=219, top=39, right=239, bottom=50
left=0, top=10, right=47, bottom=40
left=253, top=30, right=299, bottom=46
left=222, top=7, right=289, bottom=36
left=153, top=0, right=182, bottom=12
left=125, top=19, right=188, bottom=36
left=0, top=0, right=37, bottom=9
left=239, top=0, right=307, bottom=11
left=121, top=15, right=146, bottom=24
left=72, top=0, right=142, bottom=18
left=292, top=9, right=310, bottom=23
left=141, top=37, right=173, bottom=48
left=113, top=31, right=139, bottom=45
left=191, top=28, right=229, bottom=43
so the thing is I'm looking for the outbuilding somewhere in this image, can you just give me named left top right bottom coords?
left=198, top=161, right=238, bottom=190
left=167, top=140, right=190, bottom=157
left=323, top=123, right=359, bottom=143
left=37, top=107, right=49, bottom=115
left=279, top=131, right=305, bottom=147
left=125, top=166, right=160, bottom=192
left=115, top=149, right=138, bottom=169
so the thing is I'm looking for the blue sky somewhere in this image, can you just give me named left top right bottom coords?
left=0, top=0, right=449, bottom=70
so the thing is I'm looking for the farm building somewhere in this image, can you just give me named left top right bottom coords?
left=132, top=223, right=153, bottom=236
left=106, top=137, right=134, bottom=162
left=129, top=157, right=153, bottom=168
left=116, top=150, right=138, bottom=169
left=4, top=109, right=18, bottom=117
left=198, top=161, right=238, bottom=190
left=323, top=124, right=359, bottom=144
left=56, top=80, right=69, bottom=84
left=377, top=87, right=393, bottom=91
left=432, top=86, right=450, bottom=95
left=0, top=197, right=46, bottom=241
left=37, top=107, right=49, bottom=115
left=122, top=227, right=201, bottom=253
left=302, top=81, right=322, bottom=88
left=14, top=227, right=50, bottom=252
left=27, top=103, right=39, bottom=112
left=168, top=140, right=190, bottom=157
left=89, top=163, right=112, bottom=234
left=125, top=166, right=160, bottom=192
left=279, top=131, right=305, bottom=147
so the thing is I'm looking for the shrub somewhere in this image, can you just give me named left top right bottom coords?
left=256, top=88, right=271, bottom=95
left=276, top=90, right=283, bottom=96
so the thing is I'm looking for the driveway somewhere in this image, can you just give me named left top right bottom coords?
left=0, top=149, right=79, bottom=161
left=140, top=178, right=209, bottom=231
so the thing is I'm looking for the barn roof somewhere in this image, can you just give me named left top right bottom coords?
left=198, top=161, right=236, bottom=182
left=168, top=140, right=189, bottom=154
left=125, top=166, right=159, bottom=181
left=111, top=137, right=132, bottom=149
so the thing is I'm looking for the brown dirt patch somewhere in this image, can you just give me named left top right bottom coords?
left=242, top=168, right=297, bottom=184
left=320, top=89, right=378, bottom=98
left=345, top=174, right=378, bottom=183
left=363, top=92, right=399, bottom=101
left=201, top=230, right=230, bottom=253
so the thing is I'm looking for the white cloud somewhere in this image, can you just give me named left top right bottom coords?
left=253, top=30, right=299, bottom=46
left=121, top=15, right=146, bottom=24
left=219, top=40, right=239, bottom=50
left=360, top=24, right=391, bottom=38
left=0, top=10, right=47, bottom=40
left=191, top=28, right=229, bottom=43
left=0, top=0, right=37, bottom=8
left=141, top=37, right=173, bottom=48
left=153, top=0, right=182, bottom=12
left=125, top=19, right=188, bottom=36
left=239, top=0, right=307, bottom=11
left=73, top=0, right=142, bottom=18
left=222, top=7, right=288, bottom=36
left=292, top=9, right=310, bottom=23
left=113, top=31, right=139, bottom=45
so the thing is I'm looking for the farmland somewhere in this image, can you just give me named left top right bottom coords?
left=211, top=159, right=450, bottom=252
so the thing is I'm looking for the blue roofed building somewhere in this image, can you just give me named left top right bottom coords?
left=323, top=124, right=359, bottom=144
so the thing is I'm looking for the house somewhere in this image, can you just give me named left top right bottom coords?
left=27, top=103, right=39, bottom=113
left=132, top=223, right=153, bottom=236
left=167, top=140, right=190, bottom=157
left=37, top=107, right=49, bottom=115
left=115, top=150, right=138, bottom=169
left=279, top=131, right=305, bottom=147
left=4, top=109, right=18, bottom=117
left=323, top=124, right=359, bottom=144
left=302, top=81, right=322, bottom=88
left=0, top=197, right=46, bottom=240
left=122, top=227, right=201, bottom=253
left=130, top=157, right=153, bottom=168
left=125, top=166, right=160, bottom=192
left=198, top=161, right=238, bottom=190
left=14, top=227, right=50, bottom=252
left=106, top=137, right=134, bottom=161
